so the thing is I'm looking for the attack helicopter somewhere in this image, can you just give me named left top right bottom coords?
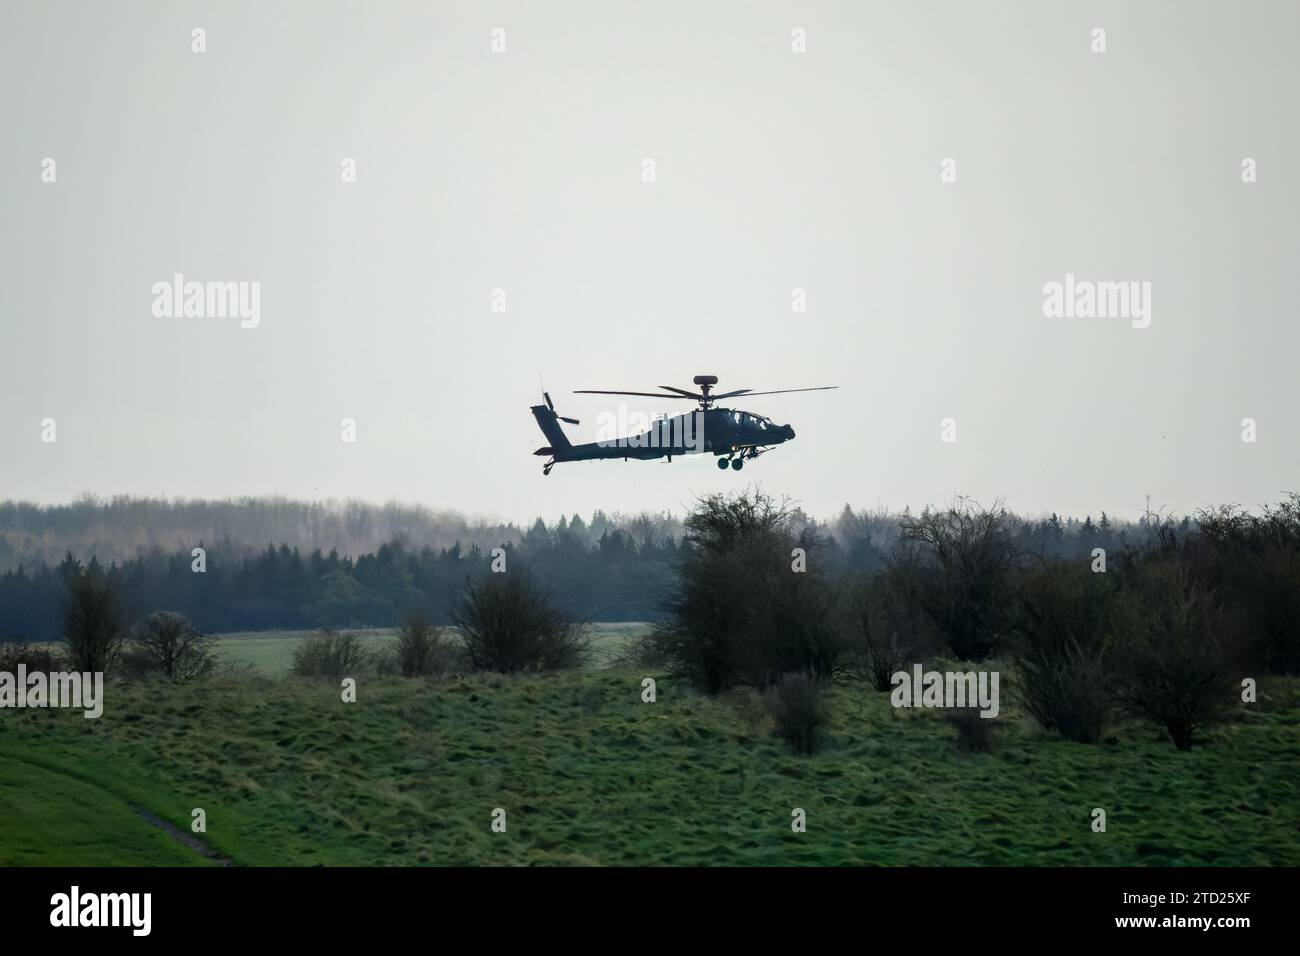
left=530, top=375, right=837, bottom=476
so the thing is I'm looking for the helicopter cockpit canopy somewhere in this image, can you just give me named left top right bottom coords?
left=733, top=411, right=773, bottom=429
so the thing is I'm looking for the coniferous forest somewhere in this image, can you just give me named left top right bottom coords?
left=2, top=495, right=1175, bottom=642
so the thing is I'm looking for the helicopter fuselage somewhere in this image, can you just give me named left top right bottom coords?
left=530, top=375, right=831, bottom=475
left=531, top=405, right=795, bottom=466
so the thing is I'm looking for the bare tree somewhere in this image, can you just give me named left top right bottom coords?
left=1111, top=560, right=1245, bottom=751
left=62, top=571, right=125, bottom=673
left=131, top=611, right=215, bottom=680
left=899, top=497, right=1022, bottom=660
left=626, top=513, right=660, bottom=554
left=851, top=556, right=936, bottom=691
left=1011, top=562, right=1114, bottom=743
left=394, top=608, right=451, bottom=677
left=1195, top=493, right=1300, bottom=673
left=764, top=671, right=828, bottom=756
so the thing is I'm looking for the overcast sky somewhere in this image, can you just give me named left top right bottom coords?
left=2, top=0, right=1297, bottom=525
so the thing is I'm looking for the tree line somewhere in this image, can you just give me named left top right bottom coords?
left=642, top=492, right=1300, bottom=754
left=5, top=490, right=1294, bottom=759
left=0, top=501, right=1149, bottom=642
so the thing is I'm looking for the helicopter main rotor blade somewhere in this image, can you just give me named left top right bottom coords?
left=656, top=385, right=707, bottom=399
left=716, top=386, right=839, bottom=399
left=573, top=389, right=697, bottom=399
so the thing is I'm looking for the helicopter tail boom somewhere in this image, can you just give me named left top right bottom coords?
left=530, top=395, right=574, bottom=458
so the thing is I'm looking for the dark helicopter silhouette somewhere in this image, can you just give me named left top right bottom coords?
left=531, top=375, right=837, bottom=475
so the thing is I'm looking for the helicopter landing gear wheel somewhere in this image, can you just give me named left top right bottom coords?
left=717, top=458, right=729, bottom=470
left=731, top=458, right=744, bottom=471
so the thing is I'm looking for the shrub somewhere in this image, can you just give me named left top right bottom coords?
left=212, top=658, right=260, bottom=681
left=1110, top=560, right=1245, bottom=751
left=646, top=491, right=842, bottom=693
left=1240, top=546, right=1300, bottom=673
left=119, top=645, right=159, bottom=680
left=0, top=641, right=64, bottom=673
left=849, top=559, right=936, bottom=692
left=722, top=686, right=771, bottom=738
left=1196, top=497, right=1300, bottom=674
left=764, top=671, right=828, bottom=756
left=291, top=629, right=372, bottom=679
left=62, top=571, right=126, bottom=673
left=948, top=709, right=997, bottom=753
left=451, top=567, right=587, bottom=673
left=1012, top=563, right=1114, bottom=743
left=129, top=611, right=215, bottom=680
left=394, top=609, right=452, bottom=677
left=899, top=498, right=1022, bottom=660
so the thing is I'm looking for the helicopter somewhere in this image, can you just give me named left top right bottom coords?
left=530, top=375, right=837, bottom=476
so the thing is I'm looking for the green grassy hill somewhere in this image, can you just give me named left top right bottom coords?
left=2, top=658, right=1296, bottom=866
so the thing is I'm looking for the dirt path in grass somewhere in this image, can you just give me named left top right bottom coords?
left=0, top=745, right=233, bottom=865
left=131, top=806, right=232, bottom=865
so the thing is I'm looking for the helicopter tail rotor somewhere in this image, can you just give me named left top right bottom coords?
left=543, top=392, right=579, bottom=425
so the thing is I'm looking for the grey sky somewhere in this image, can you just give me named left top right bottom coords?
left=2, top=0, right=1297, bottom=526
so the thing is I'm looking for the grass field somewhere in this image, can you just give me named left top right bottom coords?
left=0, top=748, right=207, bottom=866
left=213, top=628, right=397, bottom=676
left=212, top=623, right=645, bottom=676
left=2, top=637, right=1297, bottom=866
